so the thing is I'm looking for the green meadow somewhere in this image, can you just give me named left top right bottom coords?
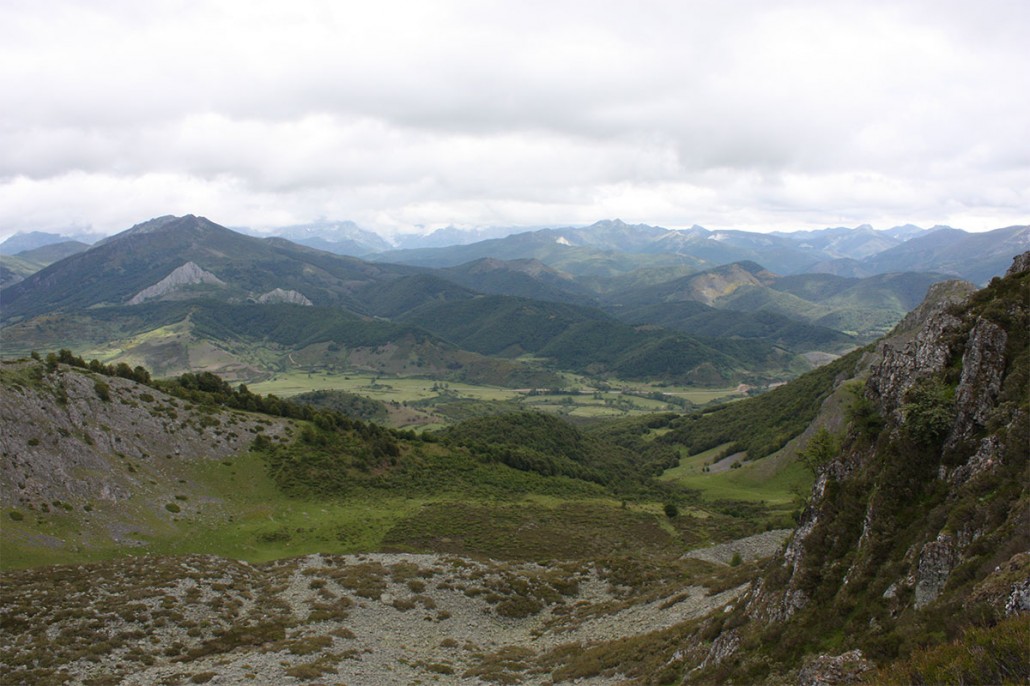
left=251, top=370, right=744, bottom=425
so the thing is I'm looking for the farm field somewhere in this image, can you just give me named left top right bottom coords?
left=251, top=370, right=744, bottom=426
left=660, top=441, right=811, bottom=523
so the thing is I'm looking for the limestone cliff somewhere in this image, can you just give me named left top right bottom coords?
left=127, top=261, right=226, bottom=304
left=256, top=287, right=313, bottom=306
left=691, top=253, right=1029, bottom=683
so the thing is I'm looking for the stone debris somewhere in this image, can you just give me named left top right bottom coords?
left=683, top=529, right=793, bottom=566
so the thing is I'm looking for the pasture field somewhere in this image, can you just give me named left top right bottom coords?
left=251, top=370, right=744, bottom=425
left=251, top=372, right=518, bottom=403
left=660, top=441, right=811, bottom=519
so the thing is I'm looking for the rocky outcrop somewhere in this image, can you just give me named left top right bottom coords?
left=866, top=280, right=973, bottom=421
left=683, top=529, right=792, bottom=566
left=256, top=288, right=313, bottom=306
left=1005, top=578, right=1030, bottom=616
left=797, top=650, right=875, bottom=686
left=0, top=361, right=291, bottom=508
left=128, top=261, right=225, bottom=304
left=914, top=534, right=959, bottom=609
left=696, top=629, right=741, bottom=672
left=945, top=318, right=1007, bottom=450
left=1008, top=251, right=1030, bottom=276
left=735, top=252, right=1029, bottom=678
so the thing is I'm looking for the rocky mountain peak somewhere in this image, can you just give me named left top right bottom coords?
left=256, top=288, right=313, bottom=306
left=128, top=261, right=226, bottom=304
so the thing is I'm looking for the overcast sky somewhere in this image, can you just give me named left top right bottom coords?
left=2, top=0, right=1028, bottom=239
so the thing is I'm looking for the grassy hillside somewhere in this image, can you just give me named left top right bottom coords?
left=658, top=347, right=868, bottom=460
left=4, top=354, right=757, bottom=572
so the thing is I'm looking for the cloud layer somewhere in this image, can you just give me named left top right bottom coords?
left=2, top=0, right=1028, bottom=236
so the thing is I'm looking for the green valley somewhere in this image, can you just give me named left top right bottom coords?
left=1, top=214, right=1026, bottom=686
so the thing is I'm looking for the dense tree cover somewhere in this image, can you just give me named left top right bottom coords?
left=441, top=412, right=617, bottom=485
left=400, top=294, right=773, bottom=383
left=658, top=346, right=869, bottom=460
left=582, top=413, right=683, bottom=476
left=438, top=412, right=688, bottom=500
left=291, top=389, right=389, bottom=423
left=613, top=301, right=855, bottom=353
left=187, top=302, right=429, bottom=349
left=258, top=419, right=403, bottom=498
left=436, top=405, right=692, bottom=496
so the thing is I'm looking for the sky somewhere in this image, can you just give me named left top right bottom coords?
left=1, top=0, right=1028, bottom=240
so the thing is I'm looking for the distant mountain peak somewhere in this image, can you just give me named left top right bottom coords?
left=1, top=231, right=68, bottom=255
left=95, top=214, right=221, bottom=247
left=0, top=230, right=99, bottom=254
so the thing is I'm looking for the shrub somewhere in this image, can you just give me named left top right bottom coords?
left=94, top=381, right=111, bottom=402
left=799, top=427, right=841, bottom=473
left=901, top=379, right=955, bottom=447
left=663, top=503, right=679, bottom=519
left=875, top=615, right=1029, bottom=685
left=495, top=596, right=544, bottom=618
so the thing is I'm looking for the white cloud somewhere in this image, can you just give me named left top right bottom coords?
left=0, top=0, right=1028, bottom=237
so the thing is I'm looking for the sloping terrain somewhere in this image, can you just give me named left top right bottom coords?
left=0, top=240, right=90, bottom=286
left=1, top=253, right=1027, bottom=686
left=439, top=257, right=598, bottom=307
left=860, top=224, right=1030, bottom=285
left=397, top=294, right=797, bottom=384
left=0, top=358, right=295, bottom=566
left=0, top=215, right=810, bottom=387
left=371, top=219, right=820, bottom=274
left=0, top=551, right=752, bottom=686
left=0, top=215, right=420, bottom=321
left=613, top=262, right=952, bottom=340
left=683, top=254, right=1030, bottom=683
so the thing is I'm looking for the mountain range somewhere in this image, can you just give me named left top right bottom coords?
left=8, top=218, right=1027, bottom=285
left=2, top=215, right=1026, bottom=391
left=368, top=219, right=1028, bottom=285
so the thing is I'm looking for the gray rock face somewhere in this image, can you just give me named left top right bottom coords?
left=749, top=253, right=1028, bottom=631
left=914, top=534, right=959, bottom=609
left=866, top=282, right=971, bottom=421
left=256, top=288, right=313, bottom=306
left=1005, top=578, right=1030, bottom=616
left=947, top=318, right=1007, bottom=445
left=1007, top=251, right=1030, bottom=276
left=697, top=629, right=740, bottom=672
left=128, top=261, right=225, bottom=304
